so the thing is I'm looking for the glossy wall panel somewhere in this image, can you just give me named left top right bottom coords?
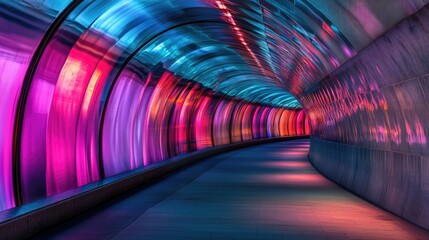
left=304, top=6, right=429, bottom=229
left=103, top=69, right=309, bottom=178
left=0, top=0, right=72, bottom=211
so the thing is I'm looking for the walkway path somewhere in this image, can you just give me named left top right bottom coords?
left=35, top=139, right=429, bottom=239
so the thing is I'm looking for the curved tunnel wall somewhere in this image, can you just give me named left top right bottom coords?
left=304, top=7, right=429, bottom=229
left=0, top=1, right=309, bottom=212
left=1, top=0, right=429, bottom=232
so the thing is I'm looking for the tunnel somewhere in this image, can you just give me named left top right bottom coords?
left=0, top=0, right=428, bottom=239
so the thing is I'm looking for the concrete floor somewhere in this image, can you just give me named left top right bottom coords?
left=35, top=139, right=429, bottom=239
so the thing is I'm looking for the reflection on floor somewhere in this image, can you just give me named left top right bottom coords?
left=35, top=139, right=429, bottom=239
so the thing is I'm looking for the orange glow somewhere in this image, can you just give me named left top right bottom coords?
left=82, top=70, right=101, bottom=114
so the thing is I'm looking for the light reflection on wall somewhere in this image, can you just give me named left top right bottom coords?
left=0, top=0, right=72, bottom=211
left=306, top=6, right=429, bottom=229
left=103, top=68, right=310, bottom=178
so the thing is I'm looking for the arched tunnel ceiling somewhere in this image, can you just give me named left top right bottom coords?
left=2, top=0, right=426, bottom=109
left=0, top=0, right=428, bottom=218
